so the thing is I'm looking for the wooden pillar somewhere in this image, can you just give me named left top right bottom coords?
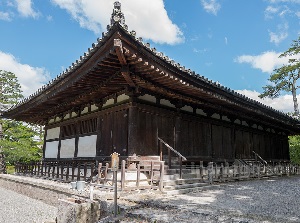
left=128, top=105, right=138, bottom=155
left=42, top=127, right=47, bottom=159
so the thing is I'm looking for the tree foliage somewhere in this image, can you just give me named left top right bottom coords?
left=0, top=70, right=42, bottom=165
left=259, top=37, right=300, bottom=115
left=0, top=70, right=23, bottom=105
left=289, top=135, right=300, bottom=165
left=0, top=120, right=42, bottom=165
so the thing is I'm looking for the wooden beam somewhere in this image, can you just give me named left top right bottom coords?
left=114, top=39, right=127, bottom=65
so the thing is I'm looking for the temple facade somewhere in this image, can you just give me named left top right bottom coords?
left=4, top=2, right=300, bottom=163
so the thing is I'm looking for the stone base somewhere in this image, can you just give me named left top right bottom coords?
left=57, top=198, right=100, bottom=223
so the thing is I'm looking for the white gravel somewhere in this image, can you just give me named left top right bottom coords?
left=0, top=186, right=57, bottom=223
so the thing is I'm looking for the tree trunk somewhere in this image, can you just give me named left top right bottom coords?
left=0, top=121, right=6, bottom=174
left=292, top=80, right=299, bottom=116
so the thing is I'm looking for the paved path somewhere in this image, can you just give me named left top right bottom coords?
left=0, top=186, right=57, bottom=223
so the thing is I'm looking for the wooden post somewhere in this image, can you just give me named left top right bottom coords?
left=66, top=162, right=70, bottom=182
left=90, top=162, right=95, bottom=182
left=52, top=162, right=55, bottom=178
left=77, top=162, right=81, bottom=181
left=36, top=162, right=39, bottom=175
left=33, top=162, right=36, bottom=175
left=257, top=163, right=261, bottom=179
left=47, top=163, right=51, bottom=178
left=191, top=162, right=195, bottom=169
left=121, top=160, right=125, bottom=190
left=179, top=157, right=183, bottom=179
left=150, top=161, right=154, bottom=188
left=14, top=163, right=17, bottom=174
left=55, top=162, right=59, bottom=179
left=220, top=163, right=224, bottom=182
left=238, top=164, right=241, bottom=180
left=104, top=163, right=109, bottom=184
left=136, top=163, right=141, bottom=188
left=214, top=163, right=218, bottom=180
left=200, top=161, right=203, bottom=179
left=208, top=162, right=213, bottom=184
left=168, top=148, right=171, bottom=169
left=84, top=162, right=87, bottom=181
left=159, top=141, right=163, bottom=161
left=31, top=162, right=34, bottom=175
left=97, top=163, right=102, bottom=184
left=159, top=161, right=164, bottom=192
left=225, top=162, right=229, bottom=179
left=71, top=162, right=75, bottom=181
left=60, top=162, right=64, bottom=180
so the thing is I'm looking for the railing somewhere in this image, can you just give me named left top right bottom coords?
left=252, top=151, right=267, bottom=165
left=14, top=159, right=165, bottom=192
left=15, top=160, right=97, bottom=182
left=180, top=161, right=300, bottom=184
left=158, top=137, right=187, bottom=179
left=95, top=160, right=165, bottom=191
left=252, top=150, right=274, bottom=174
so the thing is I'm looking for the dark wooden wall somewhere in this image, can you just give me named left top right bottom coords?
left=98, top=109, right=128, bottom=156
left=127, top=104, right=290, bottom=161
left=45, top=102, right=290, bottom=161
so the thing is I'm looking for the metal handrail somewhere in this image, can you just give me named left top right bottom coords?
left=158, top=137, right=187, bottom=161
left=158, top=137, right=187, bottom=179
left=252, top=151, right=267, bottom=165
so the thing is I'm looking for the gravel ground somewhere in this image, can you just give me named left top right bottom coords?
left=116, top=176, right=300, bottom=223
left=1, top=175, right=300, bottom=223
left=0, top=186, right=57, bottom=223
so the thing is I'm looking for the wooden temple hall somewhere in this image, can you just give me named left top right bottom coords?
left=4, top=2, right=300, bottom=166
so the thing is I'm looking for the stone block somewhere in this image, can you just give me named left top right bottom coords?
left=57, top=198, right=100, bottom=223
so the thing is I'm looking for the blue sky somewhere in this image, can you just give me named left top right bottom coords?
left=0, top=0, right=299, bottom=112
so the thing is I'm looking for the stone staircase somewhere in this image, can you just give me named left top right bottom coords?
left=161, top=156, right=216, bottom=195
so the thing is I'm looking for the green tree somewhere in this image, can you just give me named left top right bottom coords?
left=259, top=37, right=300, bottom=115
left=289, top=135, right=300, bottom=165
left=0, top=70, right=42, bottom=168
left=0, top=120, right=42, bottom=165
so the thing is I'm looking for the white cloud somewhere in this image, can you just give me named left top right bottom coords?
left=236, top=89, right=297, bottom=113
left=46, top=15, right=53, bottom=22
left=267, top=0, right=300, bottom=3
left=0, top=51, right=50, bottom=97
left=234, top=51, right=289, bottom=73
left=269, top=30, right=288, bottom=45
left=265, top=6, right=279, bottom=19
left=15, top=0, right=39, bottom=18
left=200, top=0, right=221, bottom=15
left=268, top=22, right=289, bottom=45
left=0, top=11, right=11, bottom=21
left=51, top=0, right=183, bottom=45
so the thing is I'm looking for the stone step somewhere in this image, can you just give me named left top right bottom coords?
left=163, top=177, right=205, bottom=186
left=164, top=182, right=208, bottom=191
left=162, top=184, right=220, bottom=195
left=163, top=174, right=180, bottom=181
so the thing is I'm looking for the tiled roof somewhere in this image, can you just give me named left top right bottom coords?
left=7, top=1, right=297, bottom=123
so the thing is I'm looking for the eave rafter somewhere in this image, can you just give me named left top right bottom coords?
left=29, top=70, right=123, bottom=123
left=114, top=38, right=136, bottom=87
left=121, top=45, right=298, bottom=130
left=134, top=73, right=294, bottom=133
